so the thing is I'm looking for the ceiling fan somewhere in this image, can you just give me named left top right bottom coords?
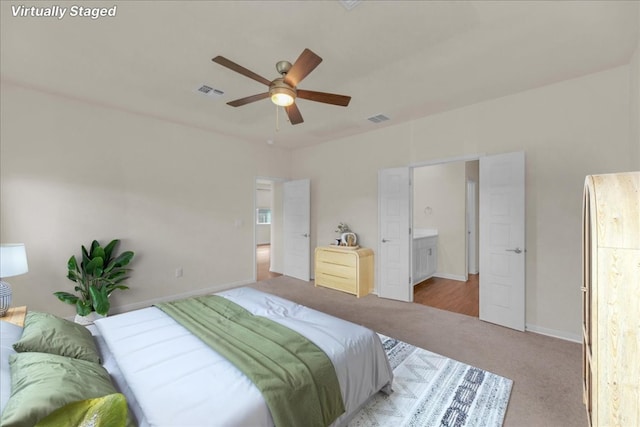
left=212, top=48, right=351, bottom=125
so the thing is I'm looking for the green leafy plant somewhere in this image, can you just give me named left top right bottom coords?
left=54, top=239, right=135, bottom=316
left=335, top=222, right=351, bottom=233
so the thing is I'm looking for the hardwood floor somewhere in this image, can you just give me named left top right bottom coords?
left=256, top=244, right=282, bottom=281
left=413, top=274, right=479, bottom=317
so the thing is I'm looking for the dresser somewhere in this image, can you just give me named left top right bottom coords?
left=314, top=246, right=373, bottom=298
left=582, top=172, right=639, bottom=426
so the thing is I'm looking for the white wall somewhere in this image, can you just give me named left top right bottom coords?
left=413, top=162, right=466, bottom=279
left=0, top=83, right=292, bottom=317
left=1, top=56, right=637, bottom=340
left=631, top=17, right=640, bottom=164
left=291, top=65, right=636, bottom=340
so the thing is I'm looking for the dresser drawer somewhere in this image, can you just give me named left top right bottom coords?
left=316, top=272, right=356, bottom=294
left=316, top=261, right=356, bottom=280
left=316, top=249, right=357, bottom=267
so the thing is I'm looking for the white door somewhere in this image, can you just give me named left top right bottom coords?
left=479, top=151, right=525, bottom=331
left=378, top=167, right=412, bottom=302
left=283, top=179, right=310, bottom=281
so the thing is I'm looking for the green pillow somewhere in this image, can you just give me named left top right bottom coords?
left=35, top=393, right=128, bottom=427
left=12, top=311, right=101, bottom=363
left=1, top=352, right=121, bottom=427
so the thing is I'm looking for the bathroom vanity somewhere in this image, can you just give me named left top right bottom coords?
left=413, top=229, right=438, bottom=285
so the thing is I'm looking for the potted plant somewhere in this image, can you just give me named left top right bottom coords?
left=335, top=222, right=351, bottom=234
left=54, top=239, right=134, bottom=324
left=334, top=223, right=350, bottom=245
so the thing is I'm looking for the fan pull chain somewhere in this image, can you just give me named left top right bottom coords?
left=275, top=105, right=280, bottom=132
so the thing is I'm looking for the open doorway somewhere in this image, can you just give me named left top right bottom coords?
left=255, top=178, right=283, bottom=282
left=411, top=160, right=479, bottom=317
left=378, top=152, right=525, bottom=330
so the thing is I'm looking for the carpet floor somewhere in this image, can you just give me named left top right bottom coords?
left=250, top=276, right=587, bottom=427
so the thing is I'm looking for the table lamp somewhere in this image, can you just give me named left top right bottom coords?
left=0, top=244, right=29, bottom=317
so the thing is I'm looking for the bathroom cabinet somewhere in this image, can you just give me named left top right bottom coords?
left=413, top=230, right=438, bottom=285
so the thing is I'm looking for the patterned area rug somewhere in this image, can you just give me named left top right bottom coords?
left=349, top=335, right=512, bottom=427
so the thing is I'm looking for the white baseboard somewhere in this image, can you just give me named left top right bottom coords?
left=413, top=273, right=469, bottom=286
left=525, top=323, right=581, bottom=343
left=433, top=273, right=467, bottom=282
left=110, top=279, right=254, bottom=315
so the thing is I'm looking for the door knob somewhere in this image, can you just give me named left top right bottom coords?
left=382, top=238, right=389, bottom=243
left=302, top=233, right=309, bottom=238
left=506, top=247, right=523, bottom=254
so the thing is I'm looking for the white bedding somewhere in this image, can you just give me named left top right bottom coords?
left=93, top=287, right=393, bottom=427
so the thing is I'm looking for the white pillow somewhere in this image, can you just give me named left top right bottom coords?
left=0, top=321, right=23, bottom=415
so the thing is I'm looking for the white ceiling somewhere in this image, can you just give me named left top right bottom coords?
left=1, top=1, right=638, bottom=149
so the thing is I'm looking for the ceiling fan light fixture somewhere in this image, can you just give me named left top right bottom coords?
left=271, top=90, right=294, bottom=107
left=270, top=79, right=296, bottom=107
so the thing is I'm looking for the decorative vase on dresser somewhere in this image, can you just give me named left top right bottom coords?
left=582, top=172, right=639, bottom=426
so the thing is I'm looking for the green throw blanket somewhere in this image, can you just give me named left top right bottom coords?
left=156, top=295, right=345, bottom=427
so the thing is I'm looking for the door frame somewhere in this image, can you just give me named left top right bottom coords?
left=408, top=153, right=482, bottom=286
left=410, top=153, right=483, bottom=169
left=467, top=179, right=478, bottom=275
left=253, top=176, right=286, bottom=282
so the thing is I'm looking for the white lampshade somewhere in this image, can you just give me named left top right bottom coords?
left=0, top=243, right=28, bottom=317
left=0, top=244, right=29, bottom=278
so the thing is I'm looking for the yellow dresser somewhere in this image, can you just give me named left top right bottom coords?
left=314, top=246, right=373, bottom=298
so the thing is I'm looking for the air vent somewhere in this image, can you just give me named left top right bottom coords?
left=367, top=114, right=390, bottom=124
left=339, top=0, right=361, bottom=11
left=195, top=85, right=224, bottom=98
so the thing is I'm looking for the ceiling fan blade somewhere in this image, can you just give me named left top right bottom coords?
left=283, top=48, right=322, bottom=88
left=212, top=56, right=272, bottom=86
left=285, top=103, right=304, bottom=125
left=227, top=92, right=270, bottom=107
left=296, top=89, right=351, bottom=107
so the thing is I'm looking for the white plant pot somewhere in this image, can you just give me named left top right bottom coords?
left=74, top=312, right=105, bottom=325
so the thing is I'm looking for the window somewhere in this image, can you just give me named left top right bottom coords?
left=256, top=208, right=271, bottom=225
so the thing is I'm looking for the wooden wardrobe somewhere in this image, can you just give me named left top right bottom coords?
left=582, top=172, right=639, bottom=426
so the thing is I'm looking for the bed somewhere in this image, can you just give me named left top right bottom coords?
left=1, top=287, right=393, bottom=427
